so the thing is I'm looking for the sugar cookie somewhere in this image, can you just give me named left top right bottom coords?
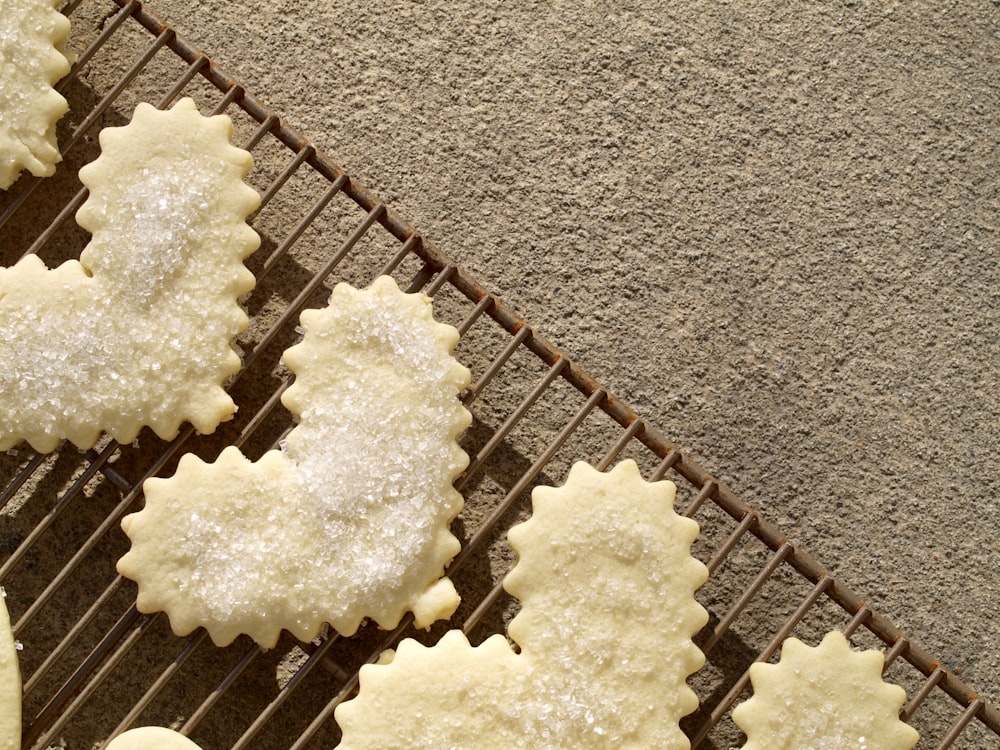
left=0, top=0, right=72, bottom=188
left=117, top=276, right=471, bottom=648
left=0, top=98, right=260, bottom=453
left=0, top=589, right=21, bottom=750
left=732, top=630, right=919, bottom=750
left=105, top=727, right=202, bottom=750
left=335, top=459, right=709, bottom=749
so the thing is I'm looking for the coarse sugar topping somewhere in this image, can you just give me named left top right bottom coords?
left=335, top=459, right=709, bottom=750
left=0, top=98, right=260, bottom=452
left=0, top=0, right=71, bottom=188
left=117, top=276, right=472, bottom=648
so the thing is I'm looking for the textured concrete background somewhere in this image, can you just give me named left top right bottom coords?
left=145, top=0, right=999, bottom=705
left=4, top=0, right=997, bottom=744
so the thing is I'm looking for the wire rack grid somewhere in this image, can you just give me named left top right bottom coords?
left=0, top=1, right=997, bottom=748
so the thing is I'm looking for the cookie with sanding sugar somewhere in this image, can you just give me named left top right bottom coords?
left=0, top=0, right=72, bottom=189
left=117, top=276, right=472, bottom=648
left=0, top=589, right=21, bottom=750
left=0, top=97, right=260, bottom=453
left=105, top=727, right=202, bottom=750
left=335, top=459, right=710, bottom=749
left=732, top=630, right=919, bottom=750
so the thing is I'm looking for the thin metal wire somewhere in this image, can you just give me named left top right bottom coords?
left=459, top=324, right=532, bottom=408
left=903, top=667, right=949, bottom=722
left=229, top=634, right=343, bottom=750
left=680, top=475, right=717, bottom=517
left=454, top=353, right=567, bottom=492
left=2, top=441, right=119, bottom=606
left=18, top=27, right=174, bottom=261
left=843, top=605, right=873, bottom=637
left=25, top=606, right=151, bottom=748
left=701, top=542, right=796, bottom=656
left=102, top=629, right=210, bottom=745
left=462, top=578, right=508, bottom=635
left=231, top=380, right=293, bottom=452
left=237, top=182, right=367, bottom=373
left=60, top=27, right=175, bottom=163
left=179, top=643, right=262, bottom=736
left=212, top=82, right=246, bottom=116
left=59, top=0, right=91, bottom=18
left=651, top=446, right=683, bottom=482
left=449, top=385, right=604, bottom=576
left=376, top=235, right=421, bottom=279
left=0, top=0, right=142, bottom=232
left=455, top=294, right=495, bottom=338
left=884, top=634, right=912, bottom=671
left=0, top=452, right=47, bottom=509
left=17, top=185, right=89, bottom=260
left=56, top=0, right=141, bottom=94
left=254, top=144, right=317, bottom=218
left=689, top=575, right=836, bottom=748
left=14, top=427, right=193, bottom=634
left=936, top=699, right=986, bottom=750
left=405, top=261, right=438, bottom=294
left=424, top=264, right=458, bottom=297
left=286, top=619, right=414, bottom=750
left=257, top=179, right=346, bottom=281
left=462, top=418, right=649, bottom=638
left=705, top=511, right=760, bottom=577
left=596, top=418, right=645, bottom=471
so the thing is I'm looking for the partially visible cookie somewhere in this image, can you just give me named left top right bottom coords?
left=118, top=276, right=471, bottom=648
left=335, top=459, right=709, bottom=749
left=732, top=630, right=919, bottom=750
left=0, top=589, right=21, bottom=750
left=0, top=0, right=72, bottom=189
left=0, top=98, right=260, bottom=453
left=105, top=727, right=202, bottom=750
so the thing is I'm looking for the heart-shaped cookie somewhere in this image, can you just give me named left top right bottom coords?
left=335, top=460, right=709, bottom=749
left=0, top=0, right=71, bottom=189
left=732, top=630, right=919, bottom=749
left=0, top=98, right=259, bottom=453
left=117, top=276, right=471, bottom=648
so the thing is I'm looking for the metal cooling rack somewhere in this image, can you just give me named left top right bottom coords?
left=0, top=1, right=997, bottom=748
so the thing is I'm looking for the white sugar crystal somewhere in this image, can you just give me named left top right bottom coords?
left=335, top=461, right=709, bottom=750
left=0, top=97, right=259, bottom=453
left=118, top=277, right=470, bottom=647
left=0, top=0, right=71, bottom=188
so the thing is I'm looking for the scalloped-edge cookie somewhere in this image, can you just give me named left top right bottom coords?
left=0, top=97, right=260, bottom=453
left=0, top=589, right=21, bottom=750
left=732, top=630, right=919, bottom=750
left=0, top=0, right=72, bottom=189
left=335, top=459, right=710, bottom=749
left=105, top=727, right=202, bottom=750
left=117, top=276, right=472, bottom=648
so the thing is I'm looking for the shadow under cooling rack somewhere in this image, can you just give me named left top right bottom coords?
left=0, top=1, right=997, bottom=748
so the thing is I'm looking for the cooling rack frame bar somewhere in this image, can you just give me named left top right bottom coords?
left=0, top=0, right=996, bottom=746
